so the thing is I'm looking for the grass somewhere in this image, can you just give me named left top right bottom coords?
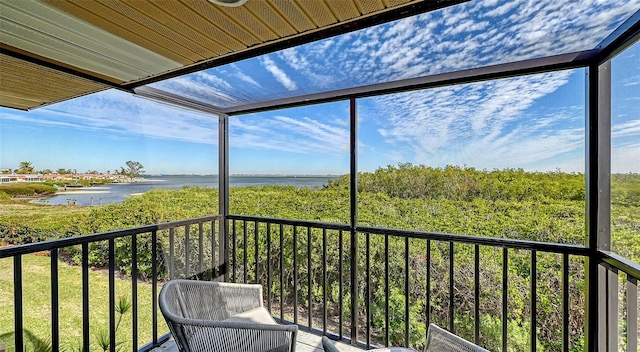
left=0, top=254, right=168, bottom=352
left=0, top=200, right=90, bottom=232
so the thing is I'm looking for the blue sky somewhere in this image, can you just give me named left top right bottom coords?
left=1, top=0, right=639, bottom=175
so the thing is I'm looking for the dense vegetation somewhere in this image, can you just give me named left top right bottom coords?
left=1, top=165, right=638, bottom=351
left=0, top=178, right=115, bottom=200
left=0, top=183, right=57, bottom=198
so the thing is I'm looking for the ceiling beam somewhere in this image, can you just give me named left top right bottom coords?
left=0, top=43, right=123, bottom=89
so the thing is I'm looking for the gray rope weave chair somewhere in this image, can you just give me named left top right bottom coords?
left=159, top=279, right=297, bottom=352
left=322, top=337, right=417, bottom=351
left=322, top=324, right=489, bottom=352
left=424, top=324, right=490, bottom=352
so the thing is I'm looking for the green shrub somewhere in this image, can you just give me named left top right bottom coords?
left=0, top=183, right=57, bottom=196
left=1, top=167, right=637, bottom=351
left=0, top=185, right=35, bottom=196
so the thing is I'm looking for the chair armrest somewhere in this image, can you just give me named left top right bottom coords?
left=173, top=320, right=298, bottom=352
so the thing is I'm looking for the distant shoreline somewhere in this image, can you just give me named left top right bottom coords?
left=22, top=175, right=337, bottom=207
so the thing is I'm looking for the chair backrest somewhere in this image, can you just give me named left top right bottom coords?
left=160, top=279, right=228, bottom=321
left=321, top=337, right=341, bottom=352
left=424, top=324, right=490, bottom=352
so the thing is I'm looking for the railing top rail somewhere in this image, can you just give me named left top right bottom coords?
left=599, top=250, right=640, bottom=279
left=226, top=214, right=590, bottom=256
left=227, top=214, right=351, bottom=231
left=357, top=225, right=591, bottom=255
left=0, top=215, right=220, bottom=258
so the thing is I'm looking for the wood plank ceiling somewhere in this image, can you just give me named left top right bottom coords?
left=0, top=0, right=464, bottom=111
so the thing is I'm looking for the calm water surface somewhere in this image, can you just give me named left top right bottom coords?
left=34, top=175, right=337, bottom=206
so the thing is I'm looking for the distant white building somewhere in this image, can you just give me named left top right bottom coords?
left=0, top=174, right=45, bottom=183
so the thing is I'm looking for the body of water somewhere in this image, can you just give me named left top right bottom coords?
left=33, top=175, right=338, bottom=206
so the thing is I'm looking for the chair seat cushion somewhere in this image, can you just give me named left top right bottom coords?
left=223, top=307, right=277, bottom=325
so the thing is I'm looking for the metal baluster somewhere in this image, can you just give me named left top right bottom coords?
left=562, top=253, right=569, bottom=352
left=339, top=229, right=344, bottom=339
left=169, top=228, right=175, bottom=280
left=152, top=231, right=158, bottom=345
left=385, top=234, right=390, bottom=346
left=199, top=222, right=204, bottom=275
left=530, top=250, right=537, bottom=352
left=280, top=223, right=284, bottom=320
left=132, top=235, right=138, bottom=352
left=405, top=237, right=410, bottom=347
left=366, top=232, right=371, bottom=348
left=232, top=219, right=237, bottom=282
left=14, top=255, right=24, bottom=352
left=449, top=241, right=454, bottom=334
left=51, top=249, right=60, bottom=352
left=474, top=244, right=480, bottom=344
left=243, top=220, right=247, bottom=283
left=323, top=228, right=327, bottom=335
left=502, top=248, right=508, bottom=352
left=109, top=240, right=116, bottom=352
left=185, top=225, right=190, bottom=278
left=308, top=226, right=312, bottom=330
left=267, top=223, right=272, bottom=312
left=627, top=276, right=638, bottom=352
left=294, top=225, right=298, bottom=324
left=255, top=221, right=259, bottom=284
left=82, top=243, right=90, bottom=352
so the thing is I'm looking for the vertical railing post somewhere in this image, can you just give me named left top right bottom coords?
left=13, top=255, right=24, bottom=352
left=585, top=59, right=612, bottom=352
left=131, top=234, right=138, bottom=352
left=627, top=277, right=638, bottom=352
left=219, top=113, right=230, bottom=282
left=151, top=230, right=158, bottom=344
left=109, top=239, right=116, bottom=352
left=51, top=249, right=60, bottom=352
left=349, top=97, right=359, bottom=345
left=82, top=243, right=90, bottom=352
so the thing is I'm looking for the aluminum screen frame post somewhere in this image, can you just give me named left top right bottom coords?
left=219, top=113, right=230, bottom=282
left=585, top=58, right=612, bottom=352
left=349, top=97, right=359, bottom=345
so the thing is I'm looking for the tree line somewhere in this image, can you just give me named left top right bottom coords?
left=4, top=160, right=145, bottom=177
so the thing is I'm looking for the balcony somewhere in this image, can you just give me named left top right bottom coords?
left=1, top=1, right=640, bottom=352
left=1, top=212, right=639, bottom=351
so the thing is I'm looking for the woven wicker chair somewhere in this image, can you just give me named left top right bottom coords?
left=424, top=324, right=490, bottom=352
left=159, top=279, right=297, bottom=352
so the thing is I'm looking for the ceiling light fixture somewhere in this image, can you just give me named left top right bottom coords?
left=208, top=0, right=248, bottom=7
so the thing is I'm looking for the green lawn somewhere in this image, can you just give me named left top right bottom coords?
left=0, top=254, right=168, bottom=352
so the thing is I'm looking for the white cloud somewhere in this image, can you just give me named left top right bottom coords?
left=365, top=71, right=587, bottom=170
left=229, top=113, right=349, bottom=155
left=260, top=56, right=297, bottom=91
left=612, top=119, right=640, bottom=138
left=153, top=76, right=242, bottom=106
left=484, top=1, right=519, bottom=17
left=273, top=0, right=638, bottom=92
left=612, top=142, right=640, bottom=173
left=232, top=68, right=261, bottom=87
left=2, top=90, right=219, bottom=145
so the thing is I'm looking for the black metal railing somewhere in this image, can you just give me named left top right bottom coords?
left=0, top=215, right=221, bottom=352
left=2, top=214, right=638, bottom=351
left=598, top=251, right=640, bottom=352
left=225, top=214, right=640, bottom=351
